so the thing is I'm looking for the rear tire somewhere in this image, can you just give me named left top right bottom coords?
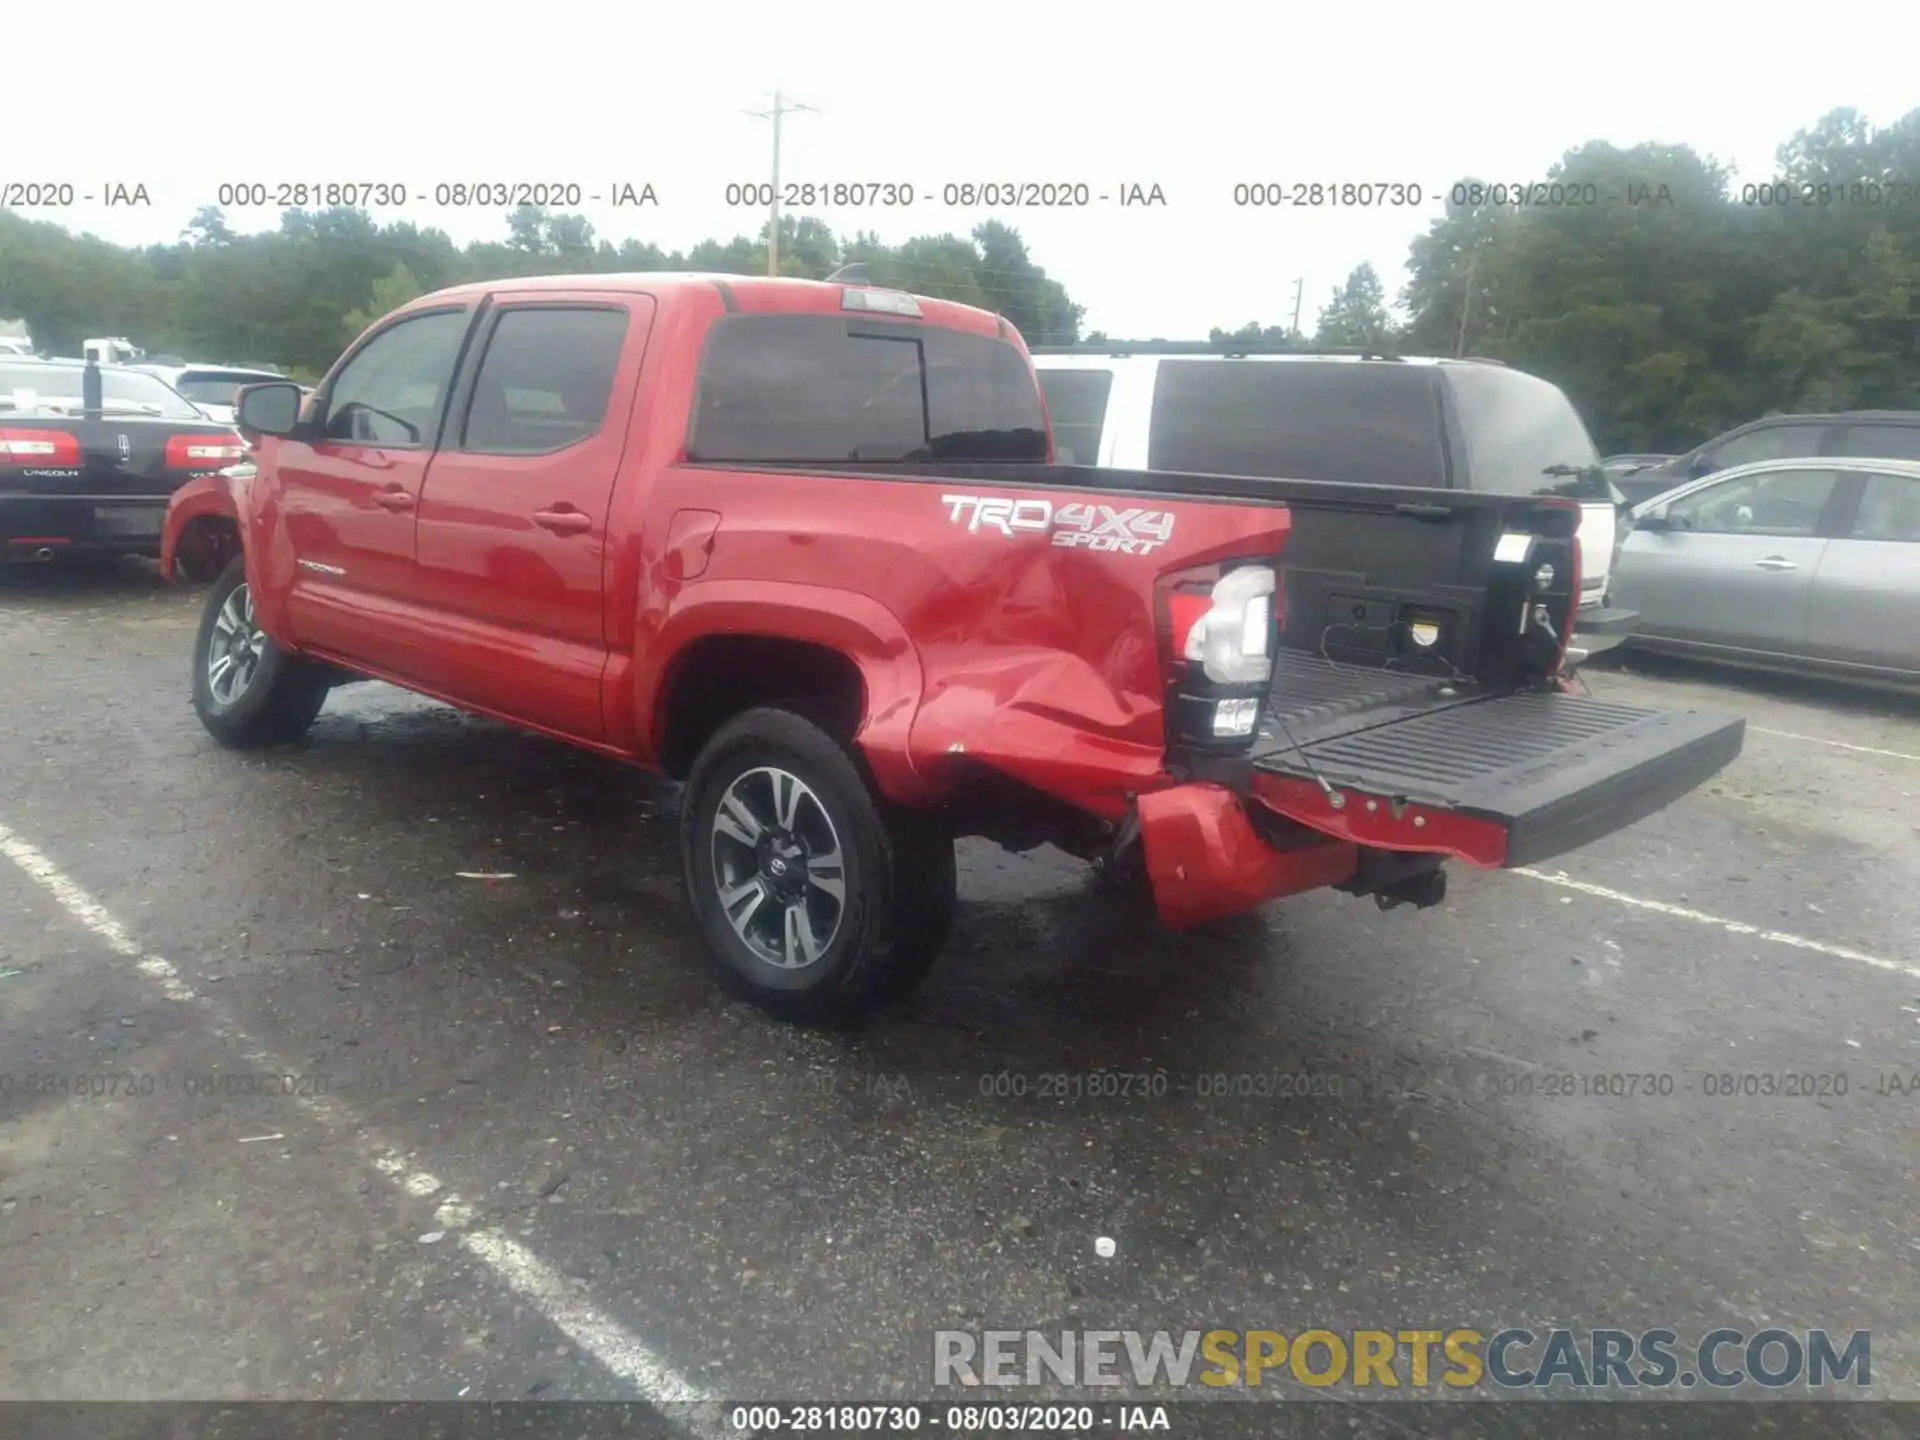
left=191, top=556, right=330, bottom=748
left=680, top=707, right=956, bottom=1024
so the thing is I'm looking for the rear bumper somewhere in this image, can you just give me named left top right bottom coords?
left=1572, top=603, right=1637, bottom=657
left=1, top=493, right=168, bottom=558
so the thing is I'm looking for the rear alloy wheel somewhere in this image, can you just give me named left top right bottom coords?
left=191, top=556, right=331, bottom=748
left=710, top=765, right=849, bottom=971
left=681, top=707, right=956, bottom=1023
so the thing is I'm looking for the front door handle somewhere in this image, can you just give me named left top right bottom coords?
left=533, top=507, right=592, bottom=535
left=1754, top=556, right=1798, bottom=571
left=373, top=487, right=414, bottom=512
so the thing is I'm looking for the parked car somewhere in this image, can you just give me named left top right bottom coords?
left=1, top=358, right=246, bottom=561
left=1030, top=344, right=1636, bottom=658
left=130, top=362, right=290, bottom=426
left=1611, top=456, right=1920, bottom=688
left=1615, top=410, right=1920, bottom=507
left=160, top=273, right=1740, bottom=1023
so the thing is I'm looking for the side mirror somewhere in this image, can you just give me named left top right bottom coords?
left=235, top=381, right=303, bottom=438
left=1687, top=453, right=1716, bottom=479
left=1634, top=503, right=1672, bottom=532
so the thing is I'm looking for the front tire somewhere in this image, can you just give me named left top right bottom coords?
left=191, top=556, right=330, bottom=748
left=680, top=707, right=956, bottom=1024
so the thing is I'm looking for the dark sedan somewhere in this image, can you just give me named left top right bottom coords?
left=1, top=359, right=247, bottom=562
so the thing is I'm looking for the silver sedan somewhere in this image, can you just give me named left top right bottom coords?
left=1610, top=455, right=1920, bottom=687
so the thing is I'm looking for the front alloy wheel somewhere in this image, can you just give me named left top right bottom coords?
left=206, top=582, right=266, bottom=705
left=191, top=555, right=331, bottom=749
left=710, top=766, right=847, bottom=969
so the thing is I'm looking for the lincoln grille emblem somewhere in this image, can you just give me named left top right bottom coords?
left=117, top=434, right=131, bottom=461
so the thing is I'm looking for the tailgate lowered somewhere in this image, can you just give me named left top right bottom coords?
left=1244, top=656, right=1744, bottom=869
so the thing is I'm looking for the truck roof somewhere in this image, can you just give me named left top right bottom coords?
left=411, top=272, right=1013, bottom=340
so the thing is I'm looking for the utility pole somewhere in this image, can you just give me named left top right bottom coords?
left=745, top=89, right=818, bottom=277
left=1455, top=252, right=1478, bottom=357
left=1289, top=276, right=1304, bottom=336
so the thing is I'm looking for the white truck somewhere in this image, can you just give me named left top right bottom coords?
left=82, top=337, right=145, bottom=365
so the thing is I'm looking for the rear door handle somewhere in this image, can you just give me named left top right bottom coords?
left=533, top=507, right=592, bottom=535
left=373, top=487, right=414, bottom=512
left=1754, top=556, right=1797, bottom=571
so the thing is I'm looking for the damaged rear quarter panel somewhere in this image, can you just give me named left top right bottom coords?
left=901, top=484, right=1290, bottom=817
left=638, top=469, right=1287, bottom=817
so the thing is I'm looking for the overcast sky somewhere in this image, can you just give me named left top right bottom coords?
left=12, top=1, right=1916, bottom=338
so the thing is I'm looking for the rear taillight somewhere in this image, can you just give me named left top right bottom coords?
left=1159, top=560, right=1281, bottom=746
left=0, top=428, right=82, bottom=467
left=1186, top=566, right=1276, bottom=687
left=166, top=434, right=247, bottom=470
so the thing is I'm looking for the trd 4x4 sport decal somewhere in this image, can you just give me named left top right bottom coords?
left=940, top=494, right=1175, bottom=555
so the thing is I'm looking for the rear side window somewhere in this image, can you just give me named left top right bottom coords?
left=459, top=307, right=630, bottom=454
left=1837, top=424, right=1920, bottom=462
left=1035, top=369, right=1113, bottom=466
left=689, top=315, right=1047, bottom=463
left=1443, top=364, right=1604, bottom=498
left=1710, top=422, right=1825, bottom=468
left=1849, top=472, right=1920, bottom=541
left=1145, top=360, right=1448, bottom=486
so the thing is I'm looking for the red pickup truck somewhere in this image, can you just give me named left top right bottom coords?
left=161, top=272, right=1744, bottom=1023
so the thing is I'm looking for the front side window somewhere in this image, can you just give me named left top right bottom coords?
left=689, top=315, right=1047, bottom=463
left=459, top=307, right=630, bottom=454
left=322, top=309, right=470, bottom=448
left=1668, top=468, right=1838, bottom=537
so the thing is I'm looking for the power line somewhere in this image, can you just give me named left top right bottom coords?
left=743, top=90, right=819, bottom=277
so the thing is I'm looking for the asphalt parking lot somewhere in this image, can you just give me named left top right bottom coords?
left=3, top=558, right=1919, bottom=1431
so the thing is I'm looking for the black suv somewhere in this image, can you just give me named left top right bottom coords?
left=1616, top=409, right=1920, bottom=506
left=1029, top=343, right=1636, bottom=656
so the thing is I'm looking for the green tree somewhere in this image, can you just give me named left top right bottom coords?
left=343, top=263, right=426, bottom=344
left=1313, top=264, right=1394, bottom=348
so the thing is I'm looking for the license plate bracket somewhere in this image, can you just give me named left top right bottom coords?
left=92, top=505, right=165, bottom=538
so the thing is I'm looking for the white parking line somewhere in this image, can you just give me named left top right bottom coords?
left=1750, top=727, right=1920, bottom=763
left=1516, top=867, right=1920, bottom=981
left=0, top=820, right=722, bottom=1434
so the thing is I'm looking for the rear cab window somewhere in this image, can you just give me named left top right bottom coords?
left=688, top=315, right=1047, bottom=463
left=1144, top=360, right=1449, bottom=486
